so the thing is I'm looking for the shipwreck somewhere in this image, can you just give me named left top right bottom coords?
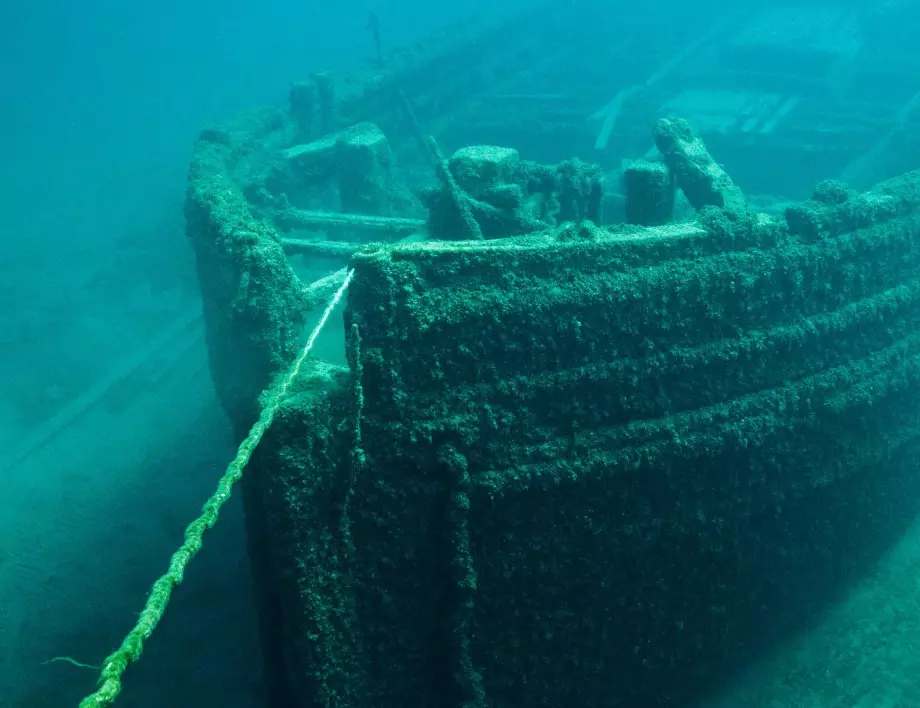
left=182, top=1, right=920, bottom=706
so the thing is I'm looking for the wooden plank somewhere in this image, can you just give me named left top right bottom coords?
left=276, top=209, right=426, bottom=238
left=282, top=239, right=363, bottom=258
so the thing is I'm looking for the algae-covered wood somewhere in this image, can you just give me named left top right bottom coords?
left=182, top=4, right=920, bottom=705
left=247, top=167, right=920, bottom=706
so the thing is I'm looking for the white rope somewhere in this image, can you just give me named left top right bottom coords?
left=78, top=268, right=355, bottom=708
left=284, top=268, right=355, bottom=398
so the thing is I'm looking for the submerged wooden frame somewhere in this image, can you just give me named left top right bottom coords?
left=184, top=6, right=920, bottom=706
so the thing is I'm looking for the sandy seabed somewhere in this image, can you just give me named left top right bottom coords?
left=0, top=327, right=262, bottom=708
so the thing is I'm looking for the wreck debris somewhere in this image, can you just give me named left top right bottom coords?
left=653, top=116, right=747, bottom=213
left=449, top=145, right=521, bottom=198
left=289, top=81, right=319, bottom=143
left=289, top=72, right=336, bottom=143
left=270, top=132, right=342, bottom=195
left=274, top=209, right=424, bottom=239
left=256, top=120, right=415, bottom=227
left=622, top=159, right=675, bottom=226
left=423, top=144, right=603, bottom=240
left=336, top=122, right=393, bottom=216
left=425, top=135, right=484, bottom=240
left=290, top=71, right=336, bottom=142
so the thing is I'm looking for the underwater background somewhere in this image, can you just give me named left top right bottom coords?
left=3, top=0, right=920, bottom=706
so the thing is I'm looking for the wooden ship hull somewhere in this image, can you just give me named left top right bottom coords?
left=185, top=2, right=920, bottom=705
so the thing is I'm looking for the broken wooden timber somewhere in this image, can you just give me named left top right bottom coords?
left=275, top=209, right=426, bottom=238
left=282, top=239, right=364, bottom=258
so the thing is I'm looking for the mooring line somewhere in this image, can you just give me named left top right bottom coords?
left=77, top=269, right=354, bottom=708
